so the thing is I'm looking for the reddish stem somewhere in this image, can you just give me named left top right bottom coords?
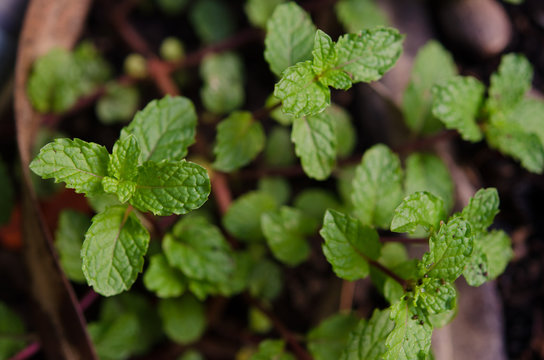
left=9, top=342, right=40, bottom=360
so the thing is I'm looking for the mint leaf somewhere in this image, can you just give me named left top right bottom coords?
left=431, top=76, right=485, bottom=142
left=262, top=206, right=317, bottom=266
left=213, top=111, right=265, bottom=172
left=248, top=259, right=283, bottom=301
left=292, top=111, right=337, bottom=180
left=461, top=188, right=499, bottom=234
left=416, top=279, right=456, bottom=314
left=420, top=216, right=473, bottom=281
left=81, top=205, right=150, bottom=296
left=143, top=253, right=186, bottom=298
left=223, top=191, right=278, bottom=242
left=264, top=2, right=316, bottom=77
left=158, top=295, right=206, bottom=344
left=404, top=153, right=454, bottom=213
left=250, top=339, right=295, bottom=360
left=96, top=83, right=139, bottom=124
left=30, top=138, right=109, bottom=196
left=55, top=210, right=90, bottom=283
left=307, top=313, right=359, bottom=360
left=480, top=230, right=512, bottom=279
left=200, top=52, right=245, bottom=114
left=130, top=160, right=210, bottom=216
left=513, top=99, right=544, bottom=147
left=384, top=300, right=432, bottom=360
left=164, top=216, right=234, bottom=284
left=334, top=27, right=403, bottom=83
left=335, top=0, right=389, bottom=33
left=102, top=177, right=137, bottom=203
left=89, top=313, right=139, bottom=359
left=189, top=0, right=235, bottom=44
left=352, top=144, right=403, bottom=229
left=313, top=30, right=352, bottom=90
left=294, top=188, right=342, bottom=223
left=391, top=192, right=446, bottom=235
left=329, top=105, right=356, bottom=158
left=402, top=41, right=456, bottom=134
left=320, top=209, right=381, bottom=280
left=245, top=0, right=285, bottom=28
left=109, top=134, right=140, bottom=182
left=463, top=246, right=488, bottom=287
left=487, top=53, right=532, bottom=114
left=0, top=302, right=26, bottom=359
left=265, top=126, right=296, bottom=167
left=274, top=61, right=330, bottom=117
left=258, top=177, right=291, bottom=206
left=341, top=309, right=394, bottom=360
left=120, top=95, right=197, bottom=162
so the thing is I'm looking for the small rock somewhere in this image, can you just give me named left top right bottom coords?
left=437, top=0, right=512, bottom=57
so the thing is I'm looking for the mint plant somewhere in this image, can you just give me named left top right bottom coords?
left=30, top=95, right=211, bottom=296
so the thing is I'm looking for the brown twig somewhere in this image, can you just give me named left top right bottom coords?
left=339, top=281, right=356, bottom=312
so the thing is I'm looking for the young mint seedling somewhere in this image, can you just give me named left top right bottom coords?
left=30, top=95, right=211, bottom=296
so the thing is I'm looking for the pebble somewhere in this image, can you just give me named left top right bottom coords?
left=437, top=0, right=512, bottom=57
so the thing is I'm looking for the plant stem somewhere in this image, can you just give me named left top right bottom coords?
left=339, top=280, right=356, bottom=312
left=367, top=258, right=407, bottom=289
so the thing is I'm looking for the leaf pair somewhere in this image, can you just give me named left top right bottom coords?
left=30, top=96, right=211, bottom=296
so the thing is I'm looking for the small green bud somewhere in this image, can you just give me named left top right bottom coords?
left=124, top=53, right=147, bottom=79
left=160, top=37, right=185, bottom=61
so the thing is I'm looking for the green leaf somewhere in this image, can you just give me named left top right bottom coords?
left=0, top=302, right=26, bottom=359
left=402, top=41, right=456, bottom=134
left=178, top=350, right=205, bottom=360
left=159, top=295, right=206, bottom=344
left=334, top=27, right=403, bottom=83
left=384, top=300, right=432, bottom=360
left=341, top=309, right=394, bottom=360
left=248, top=259, right=283, bottom=301
left=164, top=216, right=234, bottom=283
left=320, top=209, right=381, bottom=280
left=143, top=253, right=186, bottom=298
left=460, top=188, right=499, bottom=234
left=267, top=95, right=294, bottom=126
left=72, top=41, right=112, bottom=94
left=308, top=313, right=359, bottom=360
left=215, top=250, right=253, bottom=296
left=312, top=30, right=352, bottom=90
left=420, top=216, right=473, bottom=281
left=485, top=119, right=544, bottom=173
left=335, top=0, right=389, bottom=33
left=264, top=2, right=316, bottom=77
left=120, top=95, right=197, bottom=162
left=352, top=144, right=403, bottom=229
left=404, top=153, right=454, bottom=213
left=265, top=126, right=296, bottom=167
left=431, top=76, right=485, bottom=142
left=416, top=279, right=456, bottom=314
left=274, top=61, right=330, bottom=117
left=329, top=105, right=356, bottom=158
left=89, top=312, right=140, bottom=359
left=223, top=191, right=278, bottom=242
left=156, top=0, right=189, bottom=15
left=213, top=111, right=265, bottom=172
left=245, top=0, right=285, bottom=29
left=30, top=138, right=109, bottom=196
left=250, top=339, right=295, bottom=360
left=55, top=210, right=90, bottom=283
left=462, top=245, right=488, bottom=287
left=391, top=192, right=446, bottom=234
left=96, top=83, right=139, bottom=124
left=130, top=160, right=210, bottom=216
left=249, top=306, right=273, bottom=334
left=292, top=111, right=337, bottom=180
left=200, top=52, right=245, bottom=114
left=293, top=188, right=342, bottom=223
left=0, top=158, right=14, bottom=225
left=262, top=207, right=317, bottom=266
left=487, top=53, right=533, bottom=114
left=258, top=177, right=291, bottom=206
left=189, top=0, right=235, bottom=44
left=109, top=134, right=140, bottom=182
left=480, top=230, right=512, bottom=279
left=81, top=206, right=150, bottom=296
left=512, top=98, right=544, bottom=147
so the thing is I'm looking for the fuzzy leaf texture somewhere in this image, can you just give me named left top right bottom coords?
left=264, top=2, right=316, bottom=76
left=307, top=313, right=359, bottom=360
left=292, top=110, right=337, bottom=180
left=81, top=206, right=150, bottom=296
left=384, top=299, right=432, bottom=360
left=352, top=144, right=403, bottom=229
left=341, top=309, right=394, bottom=360
left=391, top=192, right=446, bottom=234
left=30, top=138, right=109, bottom=196
left=432, top=76, right=485, bottom=142
left=261, top=206, right=316, bottom=266
left=402, top=41, right=457, bottom=134
left=129, top=160, right=210, bottom=216
left=320, top=209, right=381, bottom=281
left=120, top=95, right=197, bottom=162
left=420, top=216, right=473, bottom=281
left=213, top=111, right=265, bottom=172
